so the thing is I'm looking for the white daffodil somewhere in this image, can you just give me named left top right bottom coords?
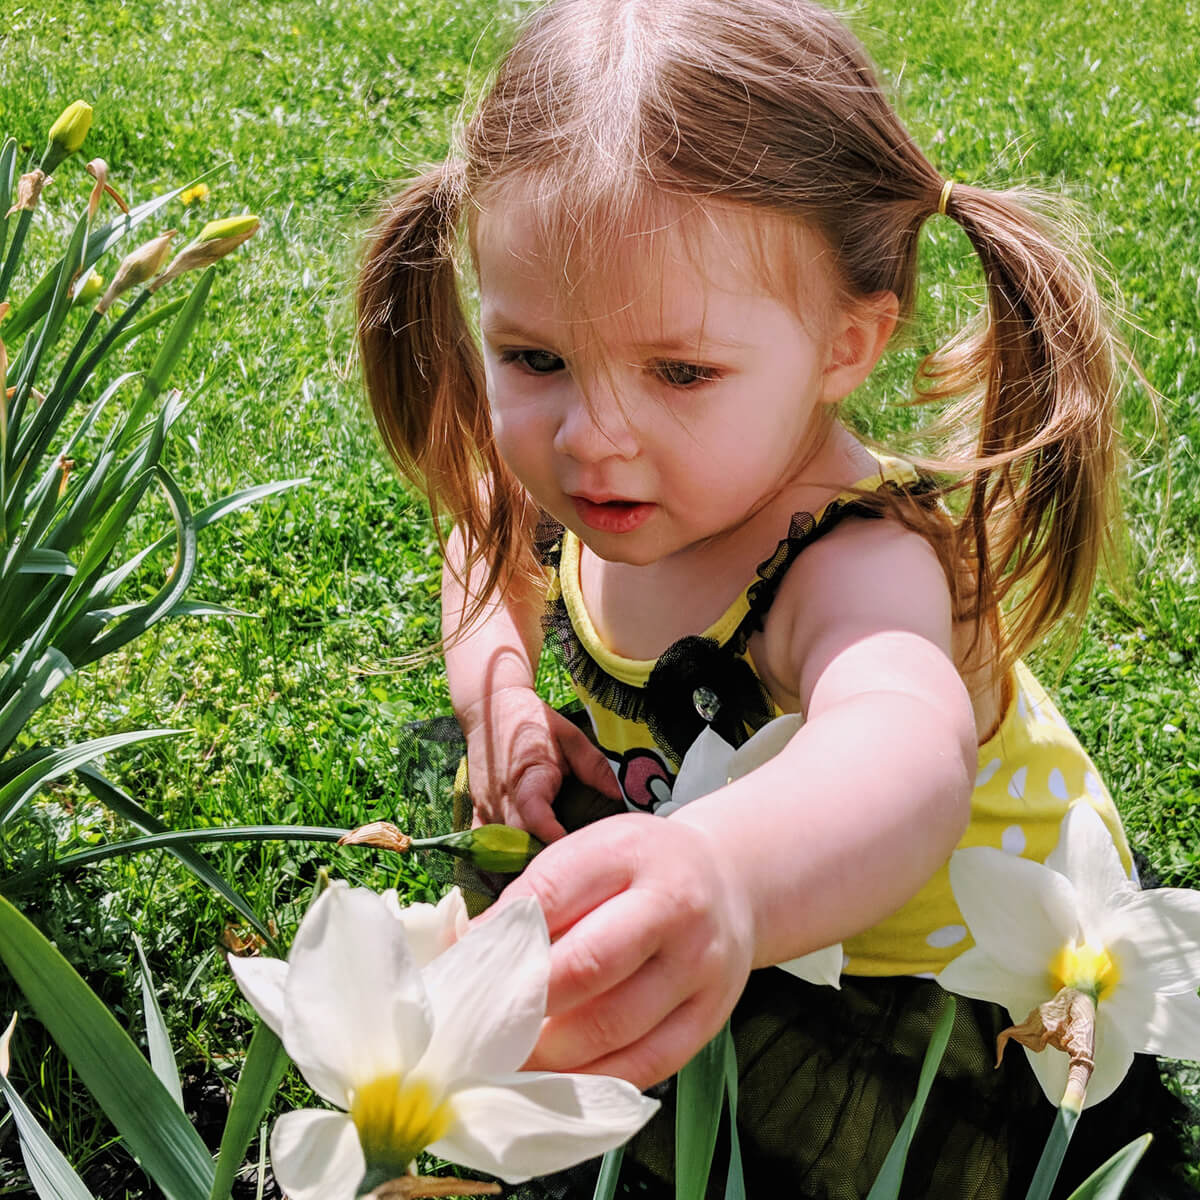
left=659, top=712, right=843, bottom=989
left=229, top=884, right=658, bottom=1199
left=938, top=801, right=1200, bottom=1108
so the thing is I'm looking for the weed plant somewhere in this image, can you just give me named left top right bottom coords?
left=0, top=0, right=1196, bottom=1192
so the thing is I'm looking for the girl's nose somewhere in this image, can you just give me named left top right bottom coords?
left=552, top=386, right=638, bottom=462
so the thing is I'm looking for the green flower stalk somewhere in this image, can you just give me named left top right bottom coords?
left=152, top=214, right=259, bottom=290
left=42, top=100, right=92, bottom=174
left=96, top=231, right=176, bottom=314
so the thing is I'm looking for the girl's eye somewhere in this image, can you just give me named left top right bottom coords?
left=503, top=349, right=565, bottom=375
left=652, top=360, right=721, bottom=388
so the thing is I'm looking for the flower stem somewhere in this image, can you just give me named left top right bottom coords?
left=1024, top=1101, right=1081, bottom=1200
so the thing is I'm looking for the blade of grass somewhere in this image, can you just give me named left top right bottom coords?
left=864, top=994, right=956, bottom=1200
left=0, top=894, right=215, bottom=1200
left=208, top=1021, right=290, bottom=1200
left=0, top=1014, right=98, bottom=1200
left=132, top=932, right=185, bottom=1110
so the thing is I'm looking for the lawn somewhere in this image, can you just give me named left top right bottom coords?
left=0, top=0, right=1197, bottom=1193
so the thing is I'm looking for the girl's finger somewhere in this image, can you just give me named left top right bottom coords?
left=558, top=723, right=622, bottom=798
left=510, top=764, right=569, bottom=843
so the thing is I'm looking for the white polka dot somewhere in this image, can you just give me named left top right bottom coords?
left=1001, top=825, right=1027, bottom=855
left=1084, top=771, right=1104, bottom=798
left=1007, top=766, right=1027, bottom=800
left=1048, top=768, right=1069, bottom=800
left=1016, top=689, right=1028, bottom=718
left=926, top=924, right=967, bottom=949
left=975, top=758, right=1002, bottom=788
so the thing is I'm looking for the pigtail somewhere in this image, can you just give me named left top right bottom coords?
left=357, top=163, right=534, bottom=635
left=917, top=185, right=1124, bottom=666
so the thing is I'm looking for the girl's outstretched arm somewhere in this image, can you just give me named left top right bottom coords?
left=491, top=518, right=977, bottom=1089
left=443, top=524, right=621, bottom=843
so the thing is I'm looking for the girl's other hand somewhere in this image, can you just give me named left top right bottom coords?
left=461, top=685, right=621, bottom=844
left=491, top=812, right=755, bottom=1090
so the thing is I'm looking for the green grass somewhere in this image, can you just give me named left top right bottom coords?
left=0, top=0, right=1197, bottom=1194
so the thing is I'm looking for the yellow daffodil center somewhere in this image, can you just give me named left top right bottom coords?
left=348, top=1074, right=455, bottom=1179
left=1049, top=941, right=1119, bottom=1003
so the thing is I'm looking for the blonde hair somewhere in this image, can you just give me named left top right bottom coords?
left=358, top=0, right=1126, bottom=669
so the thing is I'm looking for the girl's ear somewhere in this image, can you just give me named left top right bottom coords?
left=819, top=291, right=899, bottom=404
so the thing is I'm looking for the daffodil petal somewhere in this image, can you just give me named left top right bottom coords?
left=1044, top=803, right=1136, bottom=931
left=669, top=726, right=734, bottom=807
left=726, top=713, right=805, bottom=783
left=271, top=1109, right=364, bottom=1200
left=417, top=897, right=549, bottom=1081
left=937, top=948, right=1048, bottom=1018
left=1084, top=1013, right=1136, bottom=1108
left=432, top=1072, right=659, bottom=1183
left=384, top=886, right=469, bottom=967
left=1103, top=888, right=1200, bottom=995
left=776, top=942, right=843, bottom=988
left=227, top=953, right=287, bottom=1038
left=284, top=885, right=432, bottom=1105
left=948, top=848, right=1079, bottom=975
left=1130, top=990, right=1200, bottom=1060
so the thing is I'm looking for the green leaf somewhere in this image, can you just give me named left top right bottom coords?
left=0, top=895, right=215, bottom=1200
left=0, top=648, right=73, bottom=759
left=73, top=765, right=278, bottom=947
left=14, top=549, right=75, bottom=576
left=0, top=138, right=16, bottom=263
left=208, top=1021, right=290, bottom=1200
left=1025, top=1103, right=1082, bottom=1200
left=132, top=932, right=185, bottom=1110
left=675, top=1026, right=728, bottom=1200
left=591, top=1144, right=626, bottom=1200
left=865, top=994, right=956, bottom=1200
left=0, top=1014, right=98, bottom=1200
left=1063, top=1134, right=1152, bottom=1199
left=720, top=1026, right=744, bottom=1200
left=0, top=726, right=181, bottom=824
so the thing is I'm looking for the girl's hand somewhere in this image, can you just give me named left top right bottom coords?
left=460, top=685, right=622, bottom=844
left=492, top=812, right=756, bottom=1090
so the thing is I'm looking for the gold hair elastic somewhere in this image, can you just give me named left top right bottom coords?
left=937, top=179, right=955, bottom=216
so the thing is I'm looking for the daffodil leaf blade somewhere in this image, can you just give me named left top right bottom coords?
left=864, top=994, right=956, bottom=1200
left=591, top=1144, right=626, bottom=1200
left=0, top=1036, right=98, bottom=1200
left=721, top=1024, right=745, bottom=1200
left=132, top=932, right=185, bottom=1110
left=0, top=894, right=215, bottom=1200
left=675, top=1026, right=727, bottom=1200
left=1062, top=1133, right=1152, bottom=1199
left=209, top=1020, right=291, bottom=1200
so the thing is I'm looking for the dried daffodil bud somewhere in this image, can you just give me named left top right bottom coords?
left=338, top=821, right=413, bottom=854
left=43, top=100, right=92, bottom=173
left=996, top=986, right=1096, bottom=1111
left=72, top=270, right=104, bottom=306
left=431, top=825, right=545, bottom=873
left=6, top=170, right=47, bottom=217
left=96, top=231, right=176, bottom=314
left=370, top=1175, right=501, bottom=1197
left=151, top=213, right=259, bottom=291
left=85, top=159, right=129, bottom=221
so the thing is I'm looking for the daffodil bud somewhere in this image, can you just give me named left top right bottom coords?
left=96, top=231, right=176, bottom=314
left=43, top=101, right=92, bottom=173
left=5, top=170, right=47, bottom=217
left=432, top=824, right=544, bottom=873
left=72, top=270, right=104, bottom=306
left=151, top=213, right=259, bottom=291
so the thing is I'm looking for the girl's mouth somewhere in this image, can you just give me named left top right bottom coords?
left=571, top=496, right=655, bottom=534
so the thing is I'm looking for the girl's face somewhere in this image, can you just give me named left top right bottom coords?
left=475, top=202, right=846, bottom=568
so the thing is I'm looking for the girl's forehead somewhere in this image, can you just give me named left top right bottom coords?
left=472, top=189, right=837, bottom=334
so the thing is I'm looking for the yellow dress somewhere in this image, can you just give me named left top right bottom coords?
left=538, top=457, right=1133, bottom=979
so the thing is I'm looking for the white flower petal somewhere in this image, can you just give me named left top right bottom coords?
left=1104, top=889, right=1200, bottom=995
left=669, top=726, right=734, bottom=807
left=776, top=942, right=843, bottom=988
left=1128, top=990, right=1200, bottom=1060
left=432, top=1072, right=659, bottom=1183
left=937, top=949, right=1047, bottom=1018
left=387, top=887, right=470, bottom=968
left=948, top=848, right=1079, bottom=976
left=270, top=1109, right=363, bottom=1200
left=1044, top=803, right=1136, bottom=928
left=285, top=885, right=432, bottom=1104
left=1019, top=1011, right=1133, bottom=1110
left=726, top=713, right=805, bottom=783
left=227, top=954, right=288, bottom=1038
left=417, top=898, right=549, bottom=1082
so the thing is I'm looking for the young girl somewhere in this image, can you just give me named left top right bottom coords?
left=357, top=0, right=1190, bottom=1195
